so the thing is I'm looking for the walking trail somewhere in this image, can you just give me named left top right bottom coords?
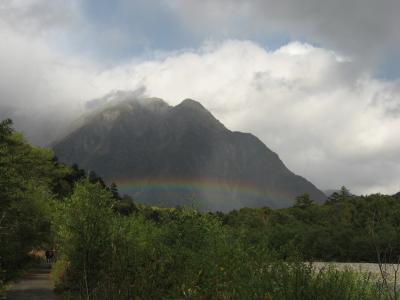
left=6, top=265, right=58, bottom=300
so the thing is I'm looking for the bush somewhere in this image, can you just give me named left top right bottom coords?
left=51, top=259, right=70, bottom=293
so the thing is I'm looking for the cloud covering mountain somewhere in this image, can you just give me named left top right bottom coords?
left=1, top=0, right=400, bottom=195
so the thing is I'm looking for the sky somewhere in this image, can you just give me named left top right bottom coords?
left=1, top=0, right=400, bottom=194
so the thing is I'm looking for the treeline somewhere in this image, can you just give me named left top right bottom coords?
left=0, top=118, right=397, bottom=299
left=217, top=189, right=400, bottom=263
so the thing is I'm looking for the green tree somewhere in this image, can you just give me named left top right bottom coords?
left=327, top=186, right=352, bottom=204
left=0, top=119, right=64, bottom=281
left=109, top=182, right=121, bottom=200
left=114, top=194, right=138, bottom=215
left=294, top=193, right=313, bottom=209
left=54, top=180, right=115, bottom=297
left=88, top=170, right=106, bottom=188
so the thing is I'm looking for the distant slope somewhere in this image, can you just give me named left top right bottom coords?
left=323, top=189, right=340, bottom=197
left=53, top=94, right=326, bottom=211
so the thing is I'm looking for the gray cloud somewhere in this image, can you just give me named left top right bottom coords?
left=3, top=0, right=399, bottom=70
left=0, top=0, right=79, bottom=35
left=85, top=87, right=147, bottom=110
left=168, top=0, right=400, bottom=68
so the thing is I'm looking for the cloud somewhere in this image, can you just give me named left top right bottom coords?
left=166, top=0, right=400, bottom=69
left=105, top=40, right=400, bottom=194
left=3, top=0, right=399, bottom=72
left=0, top=9, right=131, bottom=144
left=0, top=0, right=79, bottom=36
left=1, top=2, right=400, bottom=194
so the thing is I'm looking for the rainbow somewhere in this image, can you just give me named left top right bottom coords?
left=116, top=177, right=266, bottom=198
left=115, top=177, right=292, bottom=210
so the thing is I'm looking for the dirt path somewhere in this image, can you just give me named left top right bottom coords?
left=6, top=266, right=59, bottom=300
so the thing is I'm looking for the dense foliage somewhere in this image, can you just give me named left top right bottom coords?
left=0, top=119, right=66, bottom=282
left=1, top=119, right=399, bottom=299
left=53, top=181, right=387, bottom=300
left=0, top=119, right=131, bottom=294
left=219, top=189, right=400, bottom=263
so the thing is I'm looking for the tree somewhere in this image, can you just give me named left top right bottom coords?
left=294, top=194, right=313, bottom=209
left=339, top=186, right=351, bottom=198
left=55, top=180, right=115, bottom=296
left=366, top=196, right=400, bottom=300
left=110, top=182, right=121, bottom=200
left=114, top=195, right=138, bottom=215
left=88, top=170, right=106, bottom=188
left=0, top=119, right=61, bottom=281
left=0, top=119, right=13, bottom=140
left=326, top=186, right=352, bottom=205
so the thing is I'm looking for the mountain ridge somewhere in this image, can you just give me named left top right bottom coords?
left=53, top=95, right=326, bottom=211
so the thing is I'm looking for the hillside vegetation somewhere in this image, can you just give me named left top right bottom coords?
left=1, top=119, right=399, bottom=299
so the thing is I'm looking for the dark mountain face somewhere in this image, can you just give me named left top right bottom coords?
left=53, top=96, right=326, bottom=211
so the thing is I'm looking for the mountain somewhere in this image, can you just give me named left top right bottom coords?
left=53, top=95, right=326, bottom=211
left=323, top=189, right=341, bottom=197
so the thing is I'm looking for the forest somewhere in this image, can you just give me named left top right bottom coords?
left=1, top=118, right=400, bottom=299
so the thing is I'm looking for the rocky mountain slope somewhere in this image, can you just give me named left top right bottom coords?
left=53, top=95, right=326, bottom=211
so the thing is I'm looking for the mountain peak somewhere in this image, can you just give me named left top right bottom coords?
left=179, top=99, right=206, bottom=110
left=112, top=97, right=169, bottom=111
left=53, top=95, right=326, bottom=211
left=85, top=89, right=169, bottom=113
left=172, top=98, right=224, bottom=130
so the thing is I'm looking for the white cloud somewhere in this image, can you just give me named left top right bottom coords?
left=114, top=40, right=400, bottom=194
left=1, top=11, right=400, bottom=195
